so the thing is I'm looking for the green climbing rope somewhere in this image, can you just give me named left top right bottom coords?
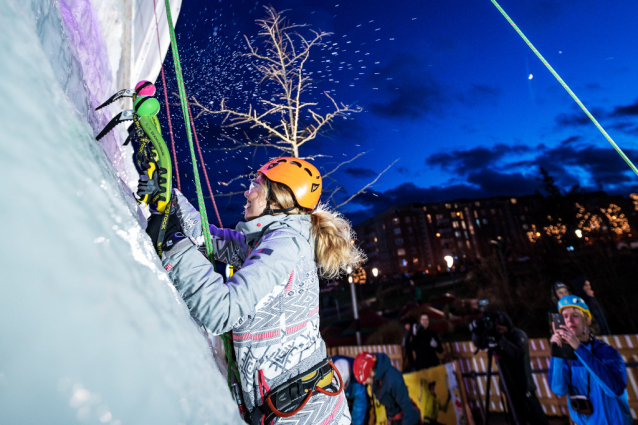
left=490, top=0, right=638, bottom=177
left=163, top=0, right=240, bottom=387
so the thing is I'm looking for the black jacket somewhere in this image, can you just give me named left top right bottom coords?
left=572, top=277, right=611, bottom=335
left=372, top=353, right=421, bottom=425
left=497, top=327, right=536, bottom=394
left=412, top=326, right=443, bottom=371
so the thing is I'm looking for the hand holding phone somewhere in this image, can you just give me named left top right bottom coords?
left=550, top=313, right=577, bottom=359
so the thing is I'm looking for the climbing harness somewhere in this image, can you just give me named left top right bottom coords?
left=490, top=0, right=638, bottom=177
left=253, top=358, right=343, bottom=425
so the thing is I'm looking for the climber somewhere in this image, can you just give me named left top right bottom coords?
left=144, top=157, right=365, bottom=425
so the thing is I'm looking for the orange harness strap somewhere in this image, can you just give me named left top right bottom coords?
left=265, top=360, right=343, bottom=418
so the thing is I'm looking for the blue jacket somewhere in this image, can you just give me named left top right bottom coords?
left=372, top=353, right=420, bottom=425
left=549, top=338, right=631, bottom=425
left=333, top=356, right=368, bottom=425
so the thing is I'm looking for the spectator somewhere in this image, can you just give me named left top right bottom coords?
left=412, top=313, right=443, bottom=371
left=549, top=296, right=630, bottom=424
left=572, top=277, right=611, bottom=335
left=353, top=352, right=421, bottom=425
left=548, top=282, right=571, bottom=331
left=494, top=311, right=548, bottom=425
left=402, top=317, right=417, bottom=372
left=333, top=356, right=369, bottom=425
left=549, top=282, right=570, bottom=314
left=421, top=380, right=450, bottom=425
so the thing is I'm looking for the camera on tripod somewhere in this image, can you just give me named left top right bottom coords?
left=469, top=310, right=504, bottom=350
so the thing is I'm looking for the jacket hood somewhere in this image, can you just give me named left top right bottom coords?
left=374, top=353, right=392, bottom=381
left=571, top=277, right=588, bottom=299
left=236, top=214, right=312, bottom=244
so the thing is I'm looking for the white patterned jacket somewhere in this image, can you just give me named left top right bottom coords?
left=162, top=192, right=334, bottom=416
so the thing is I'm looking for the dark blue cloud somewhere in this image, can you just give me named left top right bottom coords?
left=425, top=143, right=531, bottom=174
left=345, top=167, right=378, bottom=178
left=367, top=54, right=445, bottom=119
left=610, top=98, right=638, bottom=117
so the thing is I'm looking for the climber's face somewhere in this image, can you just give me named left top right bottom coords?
left=244, top=175, right=268, bottom=221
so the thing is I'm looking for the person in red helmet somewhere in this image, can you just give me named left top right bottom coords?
left=144, top=157, right=365, bottom=425
left=354, top=352, right=421, bottom=425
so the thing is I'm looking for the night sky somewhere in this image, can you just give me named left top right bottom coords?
left=155, top=0, right=638, bottom=228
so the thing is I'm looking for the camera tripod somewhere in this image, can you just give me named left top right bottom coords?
left=482, top=343, right=520, bottom=425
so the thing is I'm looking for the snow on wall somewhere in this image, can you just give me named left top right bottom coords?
left=0, top=0, right=241, bottom=423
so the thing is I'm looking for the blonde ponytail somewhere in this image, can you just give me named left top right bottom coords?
left=310, top=204, right=366, bottom=279
left=266, top=178, right=366, bottom=278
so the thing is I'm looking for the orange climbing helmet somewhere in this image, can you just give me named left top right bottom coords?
left=258, top=157, right=322, bottom=210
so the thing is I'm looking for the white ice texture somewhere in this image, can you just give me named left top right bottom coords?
left=0, top=1, right=241, bottom=424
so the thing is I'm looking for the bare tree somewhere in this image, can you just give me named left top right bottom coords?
left=191, top=6, right=396, bottom=207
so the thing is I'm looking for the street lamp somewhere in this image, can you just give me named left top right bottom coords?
left=444, top=255, right=454, bottom=269
left=575, top=229, right=583, bottom=238
left=372, top=268, right=378, bottom=278
left=347, top=266, right=361, bottom=346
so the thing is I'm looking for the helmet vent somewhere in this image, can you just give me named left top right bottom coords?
left=290, top=161, right=302, bottom=168
left=303, top=168, right=313, bottom=177
left=311, top=183, right=320, bottom=192
left=267, top=162, right=280, bottom=170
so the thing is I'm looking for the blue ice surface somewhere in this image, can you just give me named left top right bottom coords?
left=0, top=1, right=240, bottom=424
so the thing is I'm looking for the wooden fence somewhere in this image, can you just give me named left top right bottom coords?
left=329, top=334, right=638, bottom=421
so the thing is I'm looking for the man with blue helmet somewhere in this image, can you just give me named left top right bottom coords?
left=549, top=296, right=631, bottom=424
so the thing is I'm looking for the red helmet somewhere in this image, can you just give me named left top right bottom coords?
left=353, top=352, right=376, bottom=384
left=258, top=157, right=322, bottom=210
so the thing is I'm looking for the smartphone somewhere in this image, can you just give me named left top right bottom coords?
left=550, top=313, right=577, bottom=360
left=551, top=313, right=566, bottom=332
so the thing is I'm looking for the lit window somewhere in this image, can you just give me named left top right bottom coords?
left=522, top=224, right=529, bottom=230
left=482, top=218, right=488, bottom=225
left=413, top=258, right=419, bottom=263
left=423, top=206, right=428, bottom=212
left=392, top=217, right=400, bottom=224
left=473, top=210, right=478, bottom=219
left=397, top=248, right=406, bottom=256
left=401, top=259, right=408, bottom=267
left=427, top=214, right=432, bottom=224
left=394, top=228, right=401, bottom=235
left=436, top=214, right=444, bottom=220
left=475, top=201, right=481, bottom=207
left=461, top=221, right=466, bottom=230
left=511, top=198, right=517, bottom=204
left=452, top=221, right=459, bottom=228
left=450, top=212, right=456, bottom=218
left=445, top=203, right=451, bottom=209
left=454, top=231, right=461, bottom=238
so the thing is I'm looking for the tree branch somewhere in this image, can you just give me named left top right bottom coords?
left=335, top=159, right=399, bottom=209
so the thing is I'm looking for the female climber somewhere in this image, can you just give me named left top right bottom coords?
left=144, top=157, right=364, bottom=425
